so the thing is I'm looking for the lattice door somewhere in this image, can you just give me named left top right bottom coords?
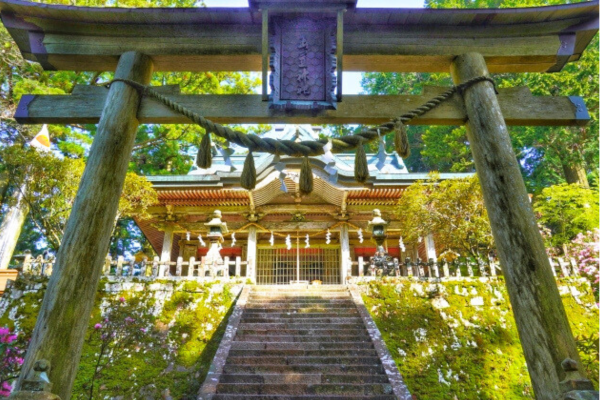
left=256, top=247, right=340, bottom=285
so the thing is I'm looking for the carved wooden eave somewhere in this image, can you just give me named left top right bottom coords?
left=0, top=0, right=597, bottom=73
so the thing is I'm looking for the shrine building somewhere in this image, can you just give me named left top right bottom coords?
left=138, top=125, right=470, bottom=284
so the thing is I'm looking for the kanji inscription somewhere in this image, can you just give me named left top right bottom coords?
left=270, top=16, right=337, bottom=110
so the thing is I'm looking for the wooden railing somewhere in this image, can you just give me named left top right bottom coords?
left=14, top=252, right=249, bottom=280
left=350, top=255, right=580, bottom=279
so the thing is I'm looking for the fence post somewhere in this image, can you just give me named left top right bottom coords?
left=176, top=256, right=183, bottom=277
left=431, top=258, right=439, bottom=278
left=358, top=256, right=364, bottom=277
left=103, top=255, right=112, bottom=275
left=188, top=256, right=196, bottom=277
left=569, top=258, right=579, bottom=277
left=22, top=252, right=33, bottom=274
left=200, top=256, right=206, bottom=278
left=116, top=256, right=124, bottom=276
left=442, top=261, right=449, bottom=278
left=548, top=257, right=558, bottom=277
left=235, top=256, right=241, bottom=277
left=152, top=256, right=159, bottom=277
left=557, top=257, right=570, bottom=277
left=129, top=259, right=135, bottom=277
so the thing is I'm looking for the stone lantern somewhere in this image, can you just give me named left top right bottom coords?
left=367, top=209, right=388, bottom=248
left=204, top=210, right=228, bottom=275
left=367, top=209, right=397, bottom=276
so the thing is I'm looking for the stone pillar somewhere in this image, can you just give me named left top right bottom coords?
left=247, top=226, right=257, bottom=283
left=339, top=224, right=351, bottom=284
left=451, top=52, right=582, bottom=400
left=15, top=52, right=153, bottom=400
left=425, top=234, right=437, bottom=260
left=160, top=228, right=174, bottom=277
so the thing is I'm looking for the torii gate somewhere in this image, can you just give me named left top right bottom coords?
left=1, top=0, right=598, bottom=399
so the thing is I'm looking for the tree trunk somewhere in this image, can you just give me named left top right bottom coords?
left=0, top=180, right=29, bottom=270
left=15, top=51, right=153, bottom=400
left=562, top=162, right=589, bottom=188
left=451, top=52, right=583, bottom=400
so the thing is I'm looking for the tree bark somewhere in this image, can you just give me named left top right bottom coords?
left=0, top=180, right=29, bottom=270
left=562, top=162, right=589, bottom=188
left=451, top=52, right=582, bottom=400
left=16, top=51, right=153, bottom=400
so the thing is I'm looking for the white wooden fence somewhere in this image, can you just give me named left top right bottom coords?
left=350, top=255, right=580, bottom=279
left=15, top=252, right=248, bottom=280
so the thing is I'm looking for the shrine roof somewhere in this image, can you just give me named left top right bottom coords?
left=148, top=125, right=472, bottom=191
left=0, top=0, right=597, bottom=73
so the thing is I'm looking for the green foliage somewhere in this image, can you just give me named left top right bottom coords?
left=534, top=184, right=600, bottom=247
left=0, top=145, right=158, bottom=251
left=0, top=277, right=242, bottom=400
left=362, top=0, right=599, bottom=192
left=363, top=278, right=599, bottom=399
left=395, top=174, right=494, bottom=259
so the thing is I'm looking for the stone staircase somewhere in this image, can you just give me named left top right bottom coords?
left=200, top=285, right=409, bottom=400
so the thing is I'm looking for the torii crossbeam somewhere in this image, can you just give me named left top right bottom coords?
left=1, top=0, right=598, bottom=399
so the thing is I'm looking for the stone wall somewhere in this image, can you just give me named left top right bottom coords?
left=0, top=276, right=245, bottom=399
left=357, top=277, right=599, bottom=400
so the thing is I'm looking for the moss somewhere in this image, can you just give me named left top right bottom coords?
left=0, top=276, right=243, bottom=400
left=362, top=278, right=599, bottom=400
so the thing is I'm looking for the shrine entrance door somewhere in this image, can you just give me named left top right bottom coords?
left=256, top=246, right=340, bottom=285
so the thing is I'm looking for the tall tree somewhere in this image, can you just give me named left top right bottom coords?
left=362, top=0, right=599, bottom=192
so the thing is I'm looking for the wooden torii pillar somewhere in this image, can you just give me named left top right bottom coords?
left=0, top=1, right=597, bottom=399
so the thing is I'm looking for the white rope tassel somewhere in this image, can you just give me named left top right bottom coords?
left=269, top=232, right=275, bottom=246
left=399, top=236, right=406, bottom=252
left=325, top=229, right=331, bottom=245
left=286, top=234, right=292, bottom=250
left=198, top=234, right=206, bottom=247
left=231, top=232, right=236, bottom=247
left=186, top=232, right=191, bottom=241
left=305, top=234, right=310, bottom=249
left=358, top=228, right=364, bottom=244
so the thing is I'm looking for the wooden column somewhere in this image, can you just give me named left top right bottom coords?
left=339, top=224, right=351, bottom=284
left=247, top=226, right=257, bottom=283
left=16, top=52, right=153, bottom=400
left=160, top=228, right=174, bottom=277
left=451, top=52, right=582, bottom=400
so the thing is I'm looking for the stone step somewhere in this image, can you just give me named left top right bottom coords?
left=219, top=373, right=390, bottom=384
left=252, top=286, right=348, bottom=292
left=228, top=349, right=379, bottom=358
left=215, top=383, right=393, bottom=396
left=211, top=395, right=396, bottom=400
left=242, top=311, right=360, bottom=318
left=222, top=364, right=387, bottom=375
left=246, top=299, right=355, bottom=305
left=237, top=322, right=365, bottom=330
left=229, top=342, right=374, bottom=351
left=235, top=329, right=370, bottom=337
left=241, top=317, right=363, bottom=324
left=244, top=306, right=357, bottom=312
left=233, top=335, right=373, bottom=343
left=224, top=356, right=382, bottom=366
left=248, top=294, right=351, bottom=300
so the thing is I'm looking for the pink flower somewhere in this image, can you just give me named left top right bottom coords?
left=140, top=328, right=147, bottom=333
left=94, top=323, right=102, bottom=330
left=119, top=297, right=125, bottom=303
left=124, top=317, right=135, bottom=324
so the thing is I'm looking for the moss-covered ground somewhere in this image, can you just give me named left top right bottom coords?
left=361, top=277, right=599, bottom=400
left=0, top=277, right=243, bottom=399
